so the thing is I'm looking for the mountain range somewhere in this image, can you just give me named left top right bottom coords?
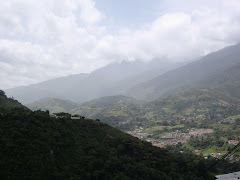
left=5, top=43, right=240, bottom=107
left=1, top=42, right=240, bottom=178
left=126, top=43, right=240, bottom=100
left=5, top=58, right=183, bottom=104
left=20, top=43, right=240, bottom=131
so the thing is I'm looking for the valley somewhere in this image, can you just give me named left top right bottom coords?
left=2, top=43, right=240, bottom=178
left=2, top=1, right=240, bottom=179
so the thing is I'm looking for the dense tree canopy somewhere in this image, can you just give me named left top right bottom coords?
left=0, top=107, right=214, bottom=179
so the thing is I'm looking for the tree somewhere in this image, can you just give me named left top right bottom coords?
left=0, top=90, right=6, bottom=97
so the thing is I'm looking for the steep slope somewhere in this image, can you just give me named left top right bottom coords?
left=0, top=107, right=213, bottom=179
left=190, top=63, right=240, bottom=100
left=5, top=73, right=88, bottom=104
left=5, top=59, right=180, bottom=104
left=126, top=43, right=240, bottom=100
left=26, top=97, right=79, bottom=113
left=0, top=90, right=25, bottom=112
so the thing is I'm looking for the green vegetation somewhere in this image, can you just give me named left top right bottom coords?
left=145, top=89, right=240, bottom=128
left=71, top=88, right=240, bottom=131
left=166, top=145, right=240, bottom=176
left=26, top=97, right=79, bottom=113
left=0, top=90, right=25, bottom=112
left=2, top=78, right=240, bottom=179
left=0, top=107, right=214, bottom=179
left=81, top=95, right=142, bottom=108
left=182, top=121, right=240, bottom=154
left=71, top=102, right=147, bottom=130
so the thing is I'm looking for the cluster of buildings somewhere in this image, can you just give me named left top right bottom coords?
left=147, top=136, right=190, bottom=147
left=151, top=129, right=213, bottom=147
left=127, top=128, right=153, bottom=139
left=127, top=128, right=214, bottom=148
left=228, top=140, right=239, bottom=145
left=221, top=117, right=236, bottom=124
left=50, top=113, right=85, bottom=119
left=189, top=129, right=213, bottom=136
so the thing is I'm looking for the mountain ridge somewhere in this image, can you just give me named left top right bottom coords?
left=126, top=43, right=240, bottom=100
left=5, top=58, right=179, bottom=104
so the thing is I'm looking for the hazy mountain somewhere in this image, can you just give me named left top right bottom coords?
left=5, top=73, right=88, bottom=104
left=26, top=95, right=139, bottom=114
left=5, top=58, right=180, bottom=104
left=126, top=43, right=240, bottom=100
left=26, top=97, right=79, bottom=113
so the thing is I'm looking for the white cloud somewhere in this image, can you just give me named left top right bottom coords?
left=0, top=0, right=240, bottom=89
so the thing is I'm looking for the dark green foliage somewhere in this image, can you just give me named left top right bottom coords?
left=0, top=90, right=26, bottom=113
left=0, top=90, right=5, bottom=96
left=166, top=145, right=240, bottom=176
left=0, top=107, right=213, bottom=179
left=188, top=122, right=240, bottom=152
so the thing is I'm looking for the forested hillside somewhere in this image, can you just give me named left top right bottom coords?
left=0, top=94, right=214, bottom=179
left=0, top=90, right=25, bottom=112
left=144, top=89, right=240, bottom=127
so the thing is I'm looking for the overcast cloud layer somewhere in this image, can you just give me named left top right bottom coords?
left=1, top=0, right=240, bottom=89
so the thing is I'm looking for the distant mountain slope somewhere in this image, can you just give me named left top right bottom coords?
left=0, top=107, right=213, bottom=179
left=0, top=90, right=25, bottom=112
left=26, top=97, right=79, bottom=113
left=5, top=58, right=179, bottom=104
left=71, top=103, right=144, bottom=129
left=81, top=95, right=142, bottom=108
left=145, top=89, right=240, bottom=124
left=73, top=88, right=240, bottom=130
left=189, top=63, right=240, bottom=100
left=126, top=43, right=240, bottom=100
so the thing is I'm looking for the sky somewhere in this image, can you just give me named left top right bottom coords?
left=1, top=0, right=240, bottom=89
